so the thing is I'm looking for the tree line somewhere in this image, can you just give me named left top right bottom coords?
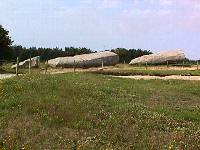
left=10, top=46, right=152, bottom=63
left=0, top=24, right=152, bottom=63
left=11, top=46, right=93, bottom=62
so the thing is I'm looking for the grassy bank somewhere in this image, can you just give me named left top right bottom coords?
left=0, top=73, right=200, bottom=149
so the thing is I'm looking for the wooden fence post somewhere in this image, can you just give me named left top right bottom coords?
left=197, top=61, right=199, bottom=70
left=38, top=56, right=40, bottom=68
left=16, top=57, right=19, bottom=76
left=102, top=59, right=104, bottom=69
left=45, top=60, right=48, bottom=74
left=167, top=61, right=169, bottom=68
left=145, top=62, right=148, bottom=70
left=29, top=56, right=31, bottom=74
left=73, top=60, right=76, bottom=73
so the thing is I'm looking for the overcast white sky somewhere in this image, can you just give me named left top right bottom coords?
left=0, top=0, right=200, bottom=59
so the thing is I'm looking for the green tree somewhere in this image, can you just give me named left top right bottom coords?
left=112, top=48, right=152, bottom=63
left=112, top=48, right=128, bottom=63
left=65, top=47, right=92, bottom=56
left=0, top=25, right=13, bottom=61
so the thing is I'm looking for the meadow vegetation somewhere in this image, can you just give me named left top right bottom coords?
left=0, top=73, right=200, bottom=149
left=95, top=64, right=200, bottom=76
left=96, top=69, right=200, bottom=76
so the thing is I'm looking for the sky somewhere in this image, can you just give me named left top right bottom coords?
left=0, top=0, right=200, bottom=59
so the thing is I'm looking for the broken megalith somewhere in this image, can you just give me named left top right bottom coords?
left=129, top=49, right=186, bottom=65
left=48, top=51, right=119, bottom=68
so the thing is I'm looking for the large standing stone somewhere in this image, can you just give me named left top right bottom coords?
left=129, top=50, right=186, bottom=65
left=48, top=51, right=119, bottom=68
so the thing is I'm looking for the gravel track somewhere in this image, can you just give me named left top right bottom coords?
left=113, top=75, right=200, bottom=81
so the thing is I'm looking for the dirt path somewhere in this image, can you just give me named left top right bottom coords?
left=113, top=75, right=200, bottom=81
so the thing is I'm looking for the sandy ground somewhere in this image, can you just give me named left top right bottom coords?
left=113, top=75, right=200, bottom=81
left=0, top=74, right=15, bottom=80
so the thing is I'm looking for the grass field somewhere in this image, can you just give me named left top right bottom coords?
left=0, top=73, right=200, bottom=149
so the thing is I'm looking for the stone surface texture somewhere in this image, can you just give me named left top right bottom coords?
left=129, top=50, right=186, bottom=65
left=48, top=51, right=119, bottom=68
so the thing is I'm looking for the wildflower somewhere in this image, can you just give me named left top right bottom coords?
left=20, top=144, right=26, bottom=150
left=168, top=145, right=173, bottom=150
